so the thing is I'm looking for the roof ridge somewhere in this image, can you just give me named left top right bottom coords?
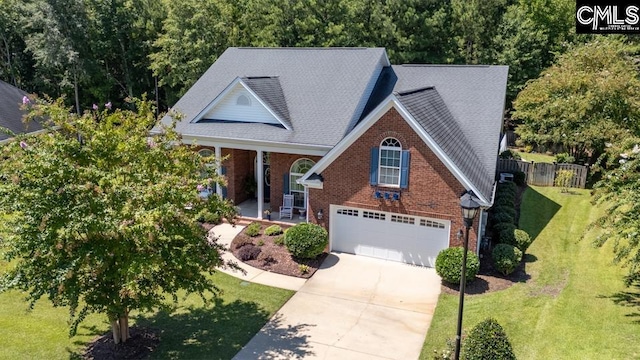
left=394, top=87, right=435, bottom=96
left=399, top=64, right=492, bottom=68
left=234, top=47, right=382, bottom=51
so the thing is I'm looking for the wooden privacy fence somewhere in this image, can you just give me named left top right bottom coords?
left=497, top=159, right=589, bottom=188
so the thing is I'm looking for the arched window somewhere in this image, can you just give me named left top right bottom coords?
left=289, top=158, right=315, bottom=208
left=236, top=94, right=251, bottom=106
left=379, top=137, right=402, bottom=186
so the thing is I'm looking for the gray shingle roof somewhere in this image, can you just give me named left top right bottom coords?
left=0, top=80, right=42, bottom=141
left=396, top=87, right=495, bottom=202
left=391, top=64, right=508, bottom=193
left=241, top=76, right=292, bottom=129
left=161, top=47, right=388, bottom=147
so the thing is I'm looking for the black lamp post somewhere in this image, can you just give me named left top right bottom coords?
left=454, top=190, right=481, bottom=360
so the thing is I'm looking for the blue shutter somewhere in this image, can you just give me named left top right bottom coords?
left=283, top=173, right=289, bottom=194
left=400, top=150, right=410, bottom=189
left=370, top=147, right=379, bottom=185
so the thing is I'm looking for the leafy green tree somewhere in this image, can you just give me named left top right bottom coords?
left=513, top=38, right=640, bottom=162
left=592, top=137, right=640, bottom=286
left=0, top=97, right=237, bottom=344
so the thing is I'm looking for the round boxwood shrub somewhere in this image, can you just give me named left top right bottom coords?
left=435, top=247, right=480, bottom=284
left=285, top=223, right=328, bottom=259
left=499, top=228, right=532, bottom=252
left=492, top=206, right=516, bottom=220
left=492, top=244, right=522, bottom=275
left=493, top=222, right=516, bottom=238
left=513, top=229, right=532, bottom=252
left=497, top=181, right=517, bottom=195
left=493, top=195, right=515, bottom=207
left=245, top=222, right=261, bottom=237
left=462, top=318, right=516, bottom=360
left=264, top=224, right=283, bottom=236
left=492, top=212, right=514, bottom=225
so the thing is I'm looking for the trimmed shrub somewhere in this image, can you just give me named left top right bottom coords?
left=499, top=228, right=532, bottom=252
left=492, top=206, right=516, bottom=220
left=493, top=222, right=516, bottom=237
left=264, top=224, right=283, bottom=236
left=497, top=181, right=517, bottom=196
left=499, top=227, right=516, bottom=246
left=273, top=235, right=285, bottom=246
left=514, top=229, right=533, bottom=252
left=285, top=223, right=328, bottom=259
left=195, top=209, right=221, bottom=224
left=435, top=247, right=480, bottom=284
left=492, top=212, right=514, bottom=225
left=234, top=237, right=254, bottom=250
left=462, top=318, right=516, bottom=360
left=492, top=244, right=522, bottom=275
left=494, top=194, right=515, bottom=207
left=513, top=171, right=526, bottom=186
left=555, top=152, right=575, bottom=164
left=499, top=149, right=521, bottom=160
left=238, top=244, right=261, bottom=261
left=245, top=222, right=261, bottom=237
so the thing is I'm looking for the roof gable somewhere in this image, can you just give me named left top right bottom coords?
left=300, top=93, right=493, bottom=206
left=195, top=77, right=292, bottom=130
left=160, top=47, right=389, bottom=147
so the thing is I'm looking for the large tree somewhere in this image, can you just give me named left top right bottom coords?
left=513, top=38, right=640, bottom=162
left=592, top=137, right=640, bottom=286
left=0, top=97, right=237, bottom=344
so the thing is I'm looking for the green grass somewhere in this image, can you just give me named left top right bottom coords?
left=514, top=150, right=555, bottom=163
left=421, top=186, right=640, bottom=359
left=0, top=260, right=293, bottom=359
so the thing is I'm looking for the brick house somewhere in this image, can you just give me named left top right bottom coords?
left=158, top=47, right=508, bottom=267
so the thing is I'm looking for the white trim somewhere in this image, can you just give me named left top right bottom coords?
left=215, top=146, right=223, bottom=196
left=298, top=95, right=491, bottom=206
left=181, top=134, right=330, bottom=156
left=378, top=137, right=402, bottom=187
left=289, top=158, right=316, bottom=209
left=191, top=77, right=292, bottom=130
left=257, top=149, right=264, bottom=219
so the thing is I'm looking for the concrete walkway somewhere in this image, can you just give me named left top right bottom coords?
left=213, top=223, right=307, bottom=291
left=233, top=253, right=442, bottom=360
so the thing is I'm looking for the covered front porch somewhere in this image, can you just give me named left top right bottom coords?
left=236, top=199, right=307, bottom=224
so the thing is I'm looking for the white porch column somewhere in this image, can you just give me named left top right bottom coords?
left=215, top=146, right=223, bottom=196
left=257, top=150, right=264, bottom=220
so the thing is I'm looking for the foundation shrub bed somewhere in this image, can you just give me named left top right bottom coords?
left=492, top=244, right=523, bottom=275
left=435, top=247, right=480, bottom=284
left=285, top=223, right=328, bottom=259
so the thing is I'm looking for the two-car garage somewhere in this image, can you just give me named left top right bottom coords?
left=329, top=205, right=451, bottom=267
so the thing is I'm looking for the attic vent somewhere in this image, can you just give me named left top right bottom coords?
left=237, top=95, right=251, bottom=106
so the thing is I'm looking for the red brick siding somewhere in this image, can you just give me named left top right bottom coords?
left=269, top=153, right=322, bottom=208
left=308, top=107, right=479, bottom=250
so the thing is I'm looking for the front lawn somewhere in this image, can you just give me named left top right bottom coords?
left=0, top=256, right=293, bottom=359
left=421, top=186, right=640, bottom=359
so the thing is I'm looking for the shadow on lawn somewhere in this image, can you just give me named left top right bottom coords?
left=520, top=186, right=562, bottom=243
left=600, top=283, right=640, bottom=324
left=130, top=297, right=311, bottom=360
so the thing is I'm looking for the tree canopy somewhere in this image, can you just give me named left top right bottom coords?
left=0, top=97, right=237, bottom=343
left=512, top=38, right=640, bottom=163
left=1, top=0, right=579, bottom=110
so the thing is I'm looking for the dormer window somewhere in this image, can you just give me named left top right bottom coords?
left=236, top=94, right=251, bottom=106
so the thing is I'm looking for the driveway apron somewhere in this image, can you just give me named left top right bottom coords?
left=233, top=253, right=442, bottom=360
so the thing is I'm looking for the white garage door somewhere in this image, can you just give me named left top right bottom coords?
left=330, top=205, right=450, bottom=267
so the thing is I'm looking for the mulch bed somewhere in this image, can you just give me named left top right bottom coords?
left=441, top=182, right=532, bottom=295
left=82, top=327, right=160, bottom=360
left=230, top=222, right=327, bottom=278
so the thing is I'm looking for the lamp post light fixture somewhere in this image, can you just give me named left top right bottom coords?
left=454, top=190, right=481, bottom=360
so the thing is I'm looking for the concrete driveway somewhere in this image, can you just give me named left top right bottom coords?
left=233, top=253, right=442, bottom=360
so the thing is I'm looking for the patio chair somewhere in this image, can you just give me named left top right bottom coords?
left=279, top=194, right=294, bottom=219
